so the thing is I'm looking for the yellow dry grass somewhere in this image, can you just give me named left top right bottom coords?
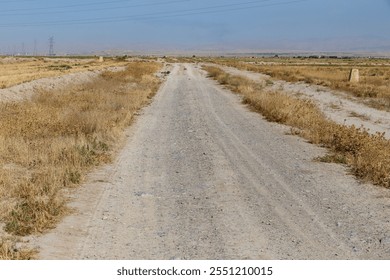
left=0, top=236, right=36, bottom=260
left=0, top=61, right=161, bottom=259
left=205, top=66, right=390, bottom=189
left=0, top=57, right=128, bottom=89
left=208, top=58, right=390, bottom=110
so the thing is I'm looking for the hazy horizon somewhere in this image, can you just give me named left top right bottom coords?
left=1, top=0, right=390, bottom=55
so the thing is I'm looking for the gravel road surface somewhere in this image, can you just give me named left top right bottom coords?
left=34, top=63, right=390, bottom=259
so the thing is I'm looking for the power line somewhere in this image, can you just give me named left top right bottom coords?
left=0, top=0, right=40, bottom=3
left=114, top=0, right=310, bottom=23
left=0, top=0, right=308, bottom=27
left=0, top=0, right=164, bottom=12
left=0, top=0, right=190, bottom=17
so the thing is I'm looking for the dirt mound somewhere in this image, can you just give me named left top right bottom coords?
left=0, top=70, right=100, bottom=103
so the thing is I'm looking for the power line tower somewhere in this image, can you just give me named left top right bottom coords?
left=33, top=39, right=37, bottom=56
left=21, top=42, right=25, bottom=56
left=48, top=36, right=54, bottom=56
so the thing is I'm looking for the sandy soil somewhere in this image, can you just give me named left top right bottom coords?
left=0, top=71, right=99, bottom=103
left=0, top=66, right=125, bottom=103
left=215, top=64, right=390, bottom=139
left=27, top=63, right=390, bottom=260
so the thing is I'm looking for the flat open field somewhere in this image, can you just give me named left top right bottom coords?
left=1, top=57, right=390, bottom=260
left=203, top=57, right=390, bottom=110
left=0, top=56, right=128, bottom=89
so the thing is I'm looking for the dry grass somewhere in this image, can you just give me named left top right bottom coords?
left=210, top=58, right=390, bottom=110
left=349, top=111, right=371, bottom=121
left=205, top=66, right=390, bottom=189
left=0, top=61, right=161, bottom=258
left=0, top=56, right=128, bottom=89
left=0, top=235, right=36, bottom=260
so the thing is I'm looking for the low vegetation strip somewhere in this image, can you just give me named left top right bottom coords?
left=0, top=61, right=161, bottom=259
left=204, top=66, right=390, bottom=189
left=0, top=57, right=128, bottom=89
left=211, top=59, right=390, bottom=110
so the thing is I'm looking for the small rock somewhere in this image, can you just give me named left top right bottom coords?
left=380, top=237, right=390, bottom=245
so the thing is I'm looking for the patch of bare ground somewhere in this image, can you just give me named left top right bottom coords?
left=0, top=70, right=102, bottom=103
left=0, top=61, right=162, bottom=259
left=204, top=66, right=390, bottom=189
left=0, top=57, right=128, bottom=89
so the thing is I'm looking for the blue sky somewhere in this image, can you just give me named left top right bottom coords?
left=0, top=0, right=390, bottom=54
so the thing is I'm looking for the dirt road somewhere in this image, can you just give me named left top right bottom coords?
left=33, top=63, right=390, bottom=259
